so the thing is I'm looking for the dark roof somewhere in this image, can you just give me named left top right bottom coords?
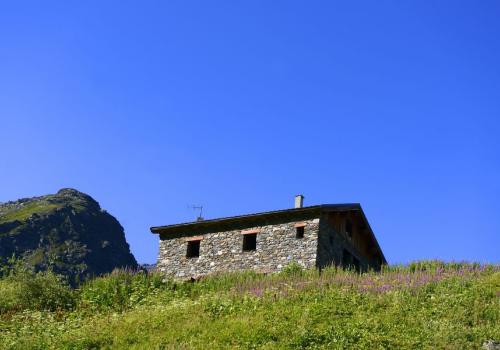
left=151, top=204, right=357, bottom=233
left=151, top=204, right=386, bottom=264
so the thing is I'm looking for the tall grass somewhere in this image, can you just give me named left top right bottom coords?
left=0, top=262, right=74, bottom=313
left=0, top=261, right=498, bottom=349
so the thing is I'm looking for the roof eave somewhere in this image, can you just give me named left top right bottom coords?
left=150, top=203, right=361, bottom=234
left=150, top=205, right=324, bottom=234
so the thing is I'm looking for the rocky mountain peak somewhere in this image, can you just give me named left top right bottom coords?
left=0, top=189, right=138, bottom=284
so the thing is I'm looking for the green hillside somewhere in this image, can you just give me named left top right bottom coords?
left=0, top=261, right=499, bottom=349
left=0, top=189, right=137, bottom=284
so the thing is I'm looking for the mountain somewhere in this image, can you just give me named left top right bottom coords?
left=0, top=188, right=138, bottom=284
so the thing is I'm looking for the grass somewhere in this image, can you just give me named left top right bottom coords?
left=0, top=261, right=499, bottom=349
left=0, top=202, right=60, bottom=224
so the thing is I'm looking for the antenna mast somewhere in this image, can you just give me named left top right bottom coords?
left=188, top=204, right=204, bottom=221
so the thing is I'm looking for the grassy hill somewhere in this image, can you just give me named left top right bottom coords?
left=0, top=261, right=499, bottom=349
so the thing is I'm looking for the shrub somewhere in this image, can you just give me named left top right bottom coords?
left=280, top=261, right=305, bottom=276
left=78, top=269, right=167, bottom=312
left=0, top=263, right=74, bottom=313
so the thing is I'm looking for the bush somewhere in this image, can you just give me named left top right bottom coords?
left=0, top=263, right=74, bottom=313
left=78, top=269, right=167, bottom=312
left=280, top=261, right=304, bottom=276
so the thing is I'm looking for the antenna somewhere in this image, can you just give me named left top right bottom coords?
left=187, top=204, right=204, bottom=221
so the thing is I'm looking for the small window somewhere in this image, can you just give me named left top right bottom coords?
left=345, top=219, right=353, bottom=239
left=296, top=226, right=305, bottom=238
left=242, top=233, right=257, bottom=251
left=186, top=240, right=201, bottom=258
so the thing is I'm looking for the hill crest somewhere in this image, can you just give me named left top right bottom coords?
left=0, top=188, right=137, bottom=284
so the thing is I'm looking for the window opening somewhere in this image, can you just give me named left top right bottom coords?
left=296, top=226, right=305, bottom=238
left=186, top=240, right=201, bottom=258
left=242, top=233, right=257, bottom=251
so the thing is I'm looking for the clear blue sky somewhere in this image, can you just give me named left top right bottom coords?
left=1, top=1, right=499, bottom=264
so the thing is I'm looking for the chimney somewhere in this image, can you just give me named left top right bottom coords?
left=294, top=194, right=304, bottom=208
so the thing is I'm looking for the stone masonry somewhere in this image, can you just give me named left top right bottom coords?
left=157, top=218, right=319, bottom=279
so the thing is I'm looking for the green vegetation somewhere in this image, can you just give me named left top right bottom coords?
left=0, top=189, right=138, bottom=284
left=0, top=202, right=60, bottom=224
left=0, top=261, right=499, bottom=349
left=0, top=261, right=74, bottom=313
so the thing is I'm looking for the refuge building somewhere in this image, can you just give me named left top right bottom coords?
left=151, top=195, right=386, bottom=279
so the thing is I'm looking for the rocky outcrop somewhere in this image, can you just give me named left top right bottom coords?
left=483, top=340, right=500, bottom=350
left=0, top=188, right=137, bottom=284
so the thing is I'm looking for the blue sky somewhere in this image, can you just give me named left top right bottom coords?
left=1, top=1, right=499, bottom=264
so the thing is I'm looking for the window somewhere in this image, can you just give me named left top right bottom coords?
left=345, top=219, right=353, bottom=239
left=186, top=240, right=201, bottom=258
left=296, top=226, right=305, bottom=238
left=242, top=233, right=257, bottom=251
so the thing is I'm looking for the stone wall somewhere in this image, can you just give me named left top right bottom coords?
left=157, top=218, right=320, bottom=279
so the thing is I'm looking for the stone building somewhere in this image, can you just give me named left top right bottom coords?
left=151, top=196, right=386, bottom=279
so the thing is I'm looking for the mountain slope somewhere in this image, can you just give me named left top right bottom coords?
left=0, top=188, right=137, bottom=283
